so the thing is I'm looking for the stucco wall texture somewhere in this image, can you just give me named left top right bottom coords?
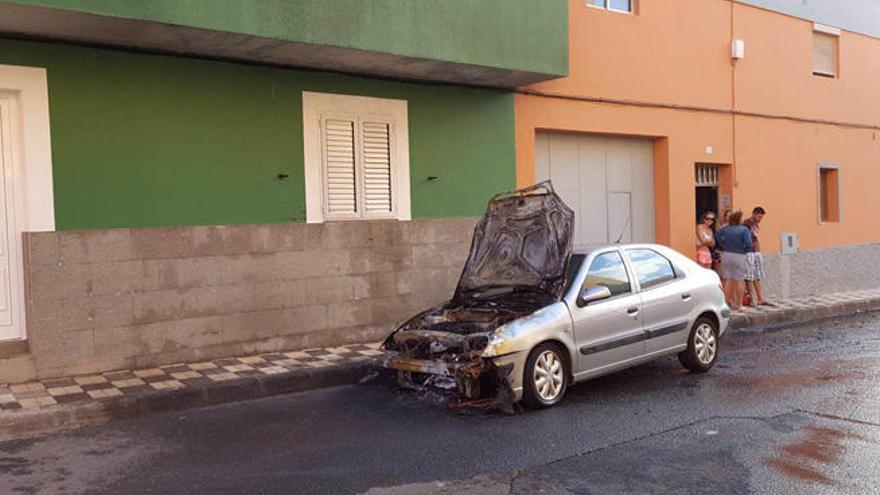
left=2, top=219, right=477, bottom=383
left=4, top=0, right=568, bottom=76
left=0, top=39, right=515, bottom=230
left=516, top=0, right=880, bottom=256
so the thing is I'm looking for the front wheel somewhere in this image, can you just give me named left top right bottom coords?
left=522, top=343, right=568, bottom=408
left=678, top=317, right=719, bottom=372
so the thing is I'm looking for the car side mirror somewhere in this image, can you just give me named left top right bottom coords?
left=578, top=285, right=612, bottom=307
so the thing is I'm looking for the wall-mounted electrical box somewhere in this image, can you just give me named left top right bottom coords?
left=781, top=232, right=798, bottom=255
left=732, top=39, right=745, bottom=59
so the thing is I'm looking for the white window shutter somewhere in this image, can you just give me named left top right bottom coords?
left=322, top=118, right=358, bottom=217
left=813, top=31, right=837, bottom=76
left=360, top=121, right=394, bottom=215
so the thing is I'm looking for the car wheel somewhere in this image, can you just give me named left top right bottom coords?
left=522, top=343, right=568, bottom=408
left=678, top=316, right=719, bottom=372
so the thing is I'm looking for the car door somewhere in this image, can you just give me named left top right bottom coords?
left=626, top=248, right=694, bottom=355
left=571, top=249, right=645, bottom=374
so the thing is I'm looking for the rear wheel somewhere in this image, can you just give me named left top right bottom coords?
left=678, top=317, right=719, bottom=372
left=522, top=343, right=568, bottom=408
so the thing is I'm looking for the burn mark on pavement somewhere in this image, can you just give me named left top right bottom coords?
left=763, top=425, right=869, bottom=485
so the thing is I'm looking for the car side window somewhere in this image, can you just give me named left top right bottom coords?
left=581, top=251, right=631, bottom=297
left=627, top=249, right=676, bottom=290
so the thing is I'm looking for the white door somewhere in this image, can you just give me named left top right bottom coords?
left=536, top=132, right=654, bottom=247
left=0, top=99, right=24, bottom=341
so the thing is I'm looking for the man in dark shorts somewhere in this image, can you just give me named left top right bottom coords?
left=744, top=206, right=768, bottom=306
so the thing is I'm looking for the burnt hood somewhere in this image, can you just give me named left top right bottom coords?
left=454, top=181, right=575, bottom=301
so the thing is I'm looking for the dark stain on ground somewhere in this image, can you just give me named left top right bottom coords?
left=727, top=357, right=879, bottom=392
left=0, top=437, right=38, bottom=455
left=763, top=425, right=868, bottom=485
left=0, top=457, right=33, bottom=476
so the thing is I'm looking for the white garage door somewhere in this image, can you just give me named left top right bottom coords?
left=536, top=132, right=654, bottom=247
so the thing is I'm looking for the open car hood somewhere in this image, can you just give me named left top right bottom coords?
left=454, top=181, right=575, bottom=302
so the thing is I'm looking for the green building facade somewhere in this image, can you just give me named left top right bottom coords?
left=0, top=0, right=568, bottom=230
left=0, top=0, right=569, bottom=381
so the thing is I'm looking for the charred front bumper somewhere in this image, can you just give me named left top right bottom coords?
left=382, top=330, right=526, bottom=406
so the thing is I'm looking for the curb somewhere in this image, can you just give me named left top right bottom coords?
left=0, top=359, right=374, bottom=441
left=728, top=296, right=880, bottom=330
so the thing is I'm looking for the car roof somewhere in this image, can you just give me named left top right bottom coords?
left=572, top=243, right=668, bottom=256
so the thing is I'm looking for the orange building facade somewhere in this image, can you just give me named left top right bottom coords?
left=515, top=0, right=880, bottom=298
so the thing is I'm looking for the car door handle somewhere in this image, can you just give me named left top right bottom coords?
left=681, top=293, right=692, bottom=301
left=626, top=306, right=639, bottom=315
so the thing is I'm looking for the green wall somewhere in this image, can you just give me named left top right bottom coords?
left=0, top=39, right=515, bottom=230
left=6, top=0, right=568, bottom=77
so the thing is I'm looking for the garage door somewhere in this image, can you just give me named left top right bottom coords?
left=535, top=132, right=654, bottom=247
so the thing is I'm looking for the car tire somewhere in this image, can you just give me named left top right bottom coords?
left=678, top=316, right=719, bottom=373
left=522, top=343, right=568, bottom=409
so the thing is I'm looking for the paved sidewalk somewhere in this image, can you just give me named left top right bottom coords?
left=0, top=342, right=384, bottom=440
left=2, top=287, right=879, bottom=440
left=730, top=287, right=880, bottom=328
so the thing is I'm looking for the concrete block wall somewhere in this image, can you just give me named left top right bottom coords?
left=6, top=219, right=476, bottom=382
left=761, top=241, right=880, bottom=300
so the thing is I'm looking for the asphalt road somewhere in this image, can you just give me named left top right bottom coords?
left=2, top=313, right=879, bottom=494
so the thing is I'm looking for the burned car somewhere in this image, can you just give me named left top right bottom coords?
left=383, top=182, right=729, bottom=409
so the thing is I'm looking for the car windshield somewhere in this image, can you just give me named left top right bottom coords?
left=564, top=254, right=586, bottom=293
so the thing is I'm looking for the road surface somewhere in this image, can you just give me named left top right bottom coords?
left=2, top=312, right=879, bottom=494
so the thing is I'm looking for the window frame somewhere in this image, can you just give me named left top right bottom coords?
left=812, top=24, right=840, bottom=78
left=569, top=248, right=635, bottom=307
left=817, top=163, right=841, bottom=224
left=302, top=91, right=411, bottom=223
left=580, top=249, right=633, bottom=299
left=586, top=0, right=635, bottom=15
left=625, top=248, right=680, bottom=292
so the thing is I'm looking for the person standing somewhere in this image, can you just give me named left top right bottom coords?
left=715, top=210, right=752, bottom=309
left=695, top=211, right=716, bottom=268
left=713, top=209, right=732, bottom=276
left=718, top=209, right=732, bottom=229
left=744, top=206, right=768, bottom=306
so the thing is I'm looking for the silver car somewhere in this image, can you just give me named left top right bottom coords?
left=383, top=182, right=730, bottom=408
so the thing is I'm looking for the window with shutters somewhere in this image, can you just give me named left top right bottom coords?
left=302, top=92, right=410, bottom=223
left=812, top=25, right=839, bottom=78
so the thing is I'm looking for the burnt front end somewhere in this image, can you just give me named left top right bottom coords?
left=382, top=300, right=543, bottom=407
left=382, top=182, right=574, bottom=408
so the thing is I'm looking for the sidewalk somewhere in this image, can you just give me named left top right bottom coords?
left=730, top=287, right=880, bottom=328
left=3, top=288, right=880, bottom=440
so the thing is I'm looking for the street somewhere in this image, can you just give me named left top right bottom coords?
left=2, top=312, right=879, bottom=494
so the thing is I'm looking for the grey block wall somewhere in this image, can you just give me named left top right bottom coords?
left=8, top=219, right=476, bottom=382
left=761, top=242, right=880, bottom=299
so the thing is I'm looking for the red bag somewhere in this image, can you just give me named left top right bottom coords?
left=743, top=291, right=751, bottom=307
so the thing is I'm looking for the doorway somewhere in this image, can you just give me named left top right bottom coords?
left=695, top=186, right=718, bottom=222
left=0, top=98, right=25, bottom=341
left=0, top=65, right=56, bottom=342
left=695, top=163, right=721, bottom=222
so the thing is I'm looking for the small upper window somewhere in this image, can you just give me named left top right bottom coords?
left=812, top=25, right=839, bottom=78
left=627, top=249, right=676, bottom=290
left=587, top=0, right=634, bottom=14
left=582, top=251, right=631, bottom=297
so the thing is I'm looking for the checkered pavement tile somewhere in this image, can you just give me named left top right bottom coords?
left=0, top=341, right=389, bottom=414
